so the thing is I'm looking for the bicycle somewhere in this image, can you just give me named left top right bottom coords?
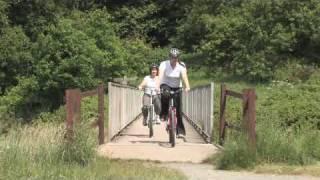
left=142, top=88, right=158, bottom=138
left=163, top=88, right=182, bottom=147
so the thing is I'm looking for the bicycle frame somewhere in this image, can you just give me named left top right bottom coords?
left=165, top=88, right=182, bottom=147
left=144, top=88, right=157, bottom=137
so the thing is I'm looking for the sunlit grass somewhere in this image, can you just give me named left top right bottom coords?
left=0, top=123, right=185, bottom=180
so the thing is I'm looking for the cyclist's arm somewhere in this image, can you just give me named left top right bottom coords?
left=138, top=79, right=147, bottom=90
left=157, top=63, right=165, bottom=90
left=181, top=70, right=190, bottom=91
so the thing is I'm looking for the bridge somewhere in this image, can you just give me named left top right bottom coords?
left=65, top=82, right=256, bottom=163
left=97, top=82, right=218, bottom=163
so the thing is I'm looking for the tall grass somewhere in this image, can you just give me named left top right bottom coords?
left=212, top=76, right=320, bottom=170
left=186, top=67, right=320, bottom=171
left=0, top=123, right=185, bottom=179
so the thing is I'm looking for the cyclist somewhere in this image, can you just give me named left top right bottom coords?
left=138, top=64, right=161, bottom=126
left=157, top=48, right=190, bottom=137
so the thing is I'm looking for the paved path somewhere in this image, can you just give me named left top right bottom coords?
left=162, top=163, right=320, bottom=180
left=97, top=118, right=320, bottom=180
left=98, top=117, right=218, bottom=163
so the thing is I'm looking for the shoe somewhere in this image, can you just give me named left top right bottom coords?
left=143, top=118, right=147, bottom=126
left=161, top=115, right=168, bottom=122
left=156, top=116, right=161, bottom=124
left=177, top=133, right=185, bottom=138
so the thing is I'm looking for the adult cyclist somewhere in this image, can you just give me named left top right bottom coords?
left=157, top=48, right=190, bottom=137
left=138, top=64, right=161, bottom=126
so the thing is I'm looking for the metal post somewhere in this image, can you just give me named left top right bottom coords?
left=247, top=89, right=256, bottom=148
left=65, top=88, right=81, bottom=139
left=243, top=89, right=256, bottom=149
left=108, top=82, right=112, bottom=142
left=209, top=82, right=214, bottom=142
left=98, top=84, right=105, bottom=145
left=219, top=84, right=227, bottom=145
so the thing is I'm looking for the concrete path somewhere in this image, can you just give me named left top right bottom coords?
left=162, top=163, right=320, bottom=180
left=98, top=117, right=218, bottom=163
left=97, top=118, right=320, bottom=180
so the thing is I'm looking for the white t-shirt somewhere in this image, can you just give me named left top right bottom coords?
left=143, top=75, right=157, bottom=95
left=159, top=60, right=186, bottom=88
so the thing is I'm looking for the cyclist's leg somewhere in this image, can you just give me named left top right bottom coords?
left=175, top=91, right=186, bottom=135
left=153, top=95, right=161, bottom=115
left=142, top=94, right=150, bottom=125
left=160, top=84, right=170, bottom=121
left=153, top=95, right=161, bottom=123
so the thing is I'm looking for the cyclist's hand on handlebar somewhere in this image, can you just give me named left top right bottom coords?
left=185, top=87, right=190, bottom=92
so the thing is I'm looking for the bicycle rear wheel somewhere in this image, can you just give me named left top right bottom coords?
left=169, top=108, right=176, bottom=147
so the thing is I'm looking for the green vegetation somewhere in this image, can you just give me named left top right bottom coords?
left=0, top=122, right=185, bottom=179
left=206, top=71, right=320, bottom=171
left=1, top=0, right=320, bottom=176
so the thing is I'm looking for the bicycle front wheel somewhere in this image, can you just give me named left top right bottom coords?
left=169, top=108, right=176, bottom=147
left=148, top=106, right=154, bottom=138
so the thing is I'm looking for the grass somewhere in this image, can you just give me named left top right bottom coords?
left=188, top=69, right=320, bottom=175
left=254, top=163, right=320, bottom=177
left=0, top=122, right=186, bottom=180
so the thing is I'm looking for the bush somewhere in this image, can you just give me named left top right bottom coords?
left=216, top=134, right=257, bottom=169
left=175, top=0, right=320, bottom=81
left=215, top=78, right=320, bottom=169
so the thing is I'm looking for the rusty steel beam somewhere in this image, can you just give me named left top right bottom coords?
left=81, top=89, right=98, bottom=98
left=243, top=89, right=256, bottom=149
left=219, top=84, right=227, bottom=145
left=65, top=84, right=105, bottom=145
left=98, top=84, right=105, bottom=145
left=65, top=89, right=81, bottom=141
left=219, top=84, right=257, bottom=149
left=226, top=90, right=243, bottom=99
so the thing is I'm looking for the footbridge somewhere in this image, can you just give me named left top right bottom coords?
left=98, top=82, right=218, bottom=163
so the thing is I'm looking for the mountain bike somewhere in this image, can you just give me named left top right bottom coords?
left=164, top=88, right=182, bottom=147
left=142, top=88, right=158, bottom=138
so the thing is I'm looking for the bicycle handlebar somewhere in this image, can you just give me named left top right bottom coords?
left=161, top=88, right=182, bottom=95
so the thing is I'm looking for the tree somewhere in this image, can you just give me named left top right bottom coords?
left=0, top=27, right=33, bottom=94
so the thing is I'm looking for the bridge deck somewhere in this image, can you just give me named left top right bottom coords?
left=98, top=117, right=218, bottom=163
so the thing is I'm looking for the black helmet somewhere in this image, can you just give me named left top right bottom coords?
left=169, top=48, right=180, bottom=58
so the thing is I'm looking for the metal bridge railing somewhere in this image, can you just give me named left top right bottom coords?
left=182, top=83, right=214, bottom=143
left=108, top=82, right=143, bottom=141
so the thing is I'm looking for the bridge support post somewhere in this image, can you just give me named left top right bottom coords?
left=65, top=89, right=81, bottom=138
left=98, top=84, right=105, bottom=145
left=219, top=84, right=227, bottom=145
left=243, top=89, right=256, bottom=149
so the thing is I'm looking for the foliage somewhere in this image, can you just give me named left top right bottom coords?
left=175, top=0, right=320, bottom=80
left=0, top=0, right=8, bottom=29
left=108, top=0, right=192, bottom=46
left=213, top=76, right=320, bottom=169
left=6, top=0, right=64, bottom=39
left=0, top=77, right=39, bottom=119
left=0, top=123, right=185, bottom=179
left=0, top=27, right=33, bottom=94
left=122, top=39, right=167, bottom=77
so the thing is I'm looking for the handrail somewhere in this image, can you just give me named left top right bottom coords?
left=108, top=82, right=142, bottom=141
left=182, top=82, right=214, bottom=143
